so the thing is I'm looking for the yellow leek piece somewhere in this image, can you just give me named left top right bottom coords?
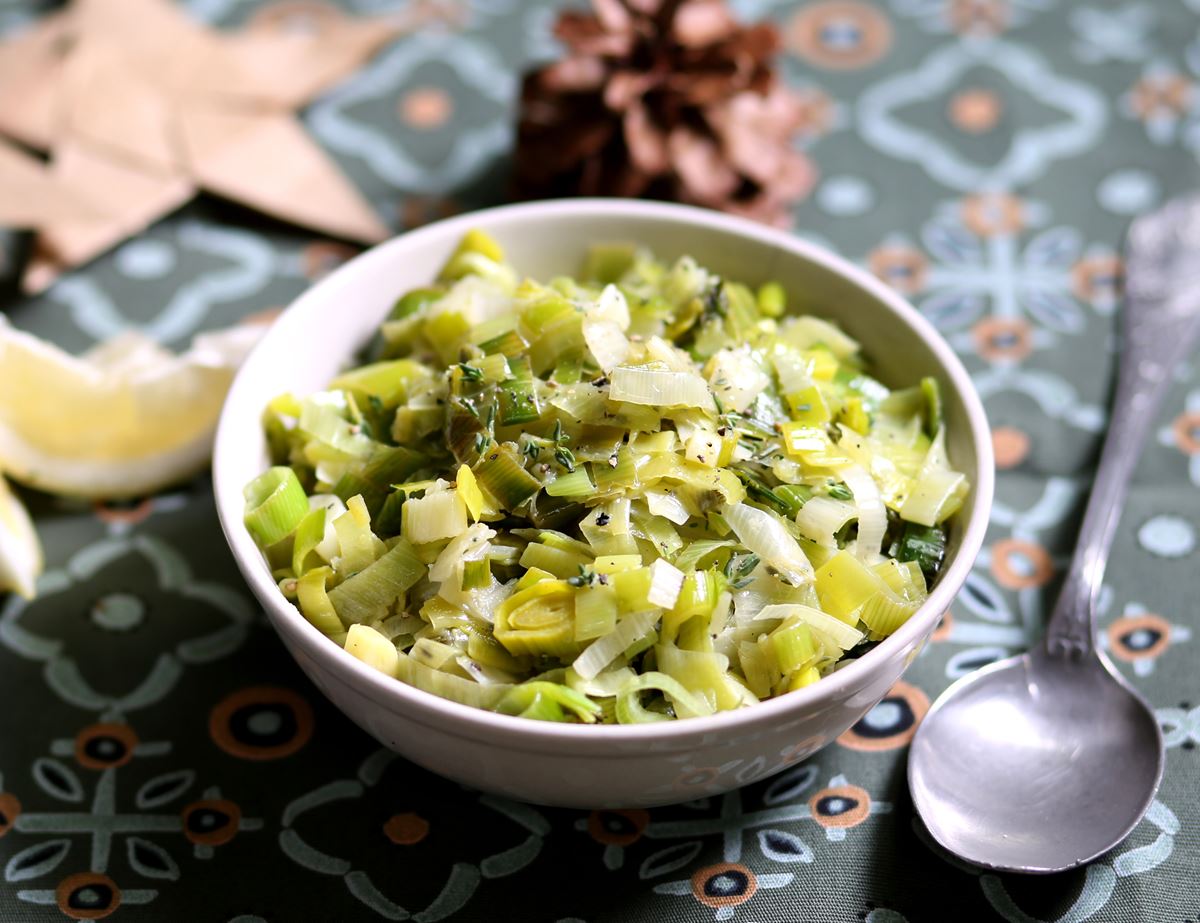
left=594, top=554, right=641, bottom=574
left=493, top=580, right=579, bottom=658
left=788, top=665, right=822, bottom=691
left=296, top=567, right=344, bottom=636
left=860, top=592, right=919, bottom=637
left=456, top=464, right=484, bottom=521
left=402, top=489, right=468, bottom=545
left=814, top=550, right=890, bottom=622
left=333, top=494, right=377, bottom=576
left=785, top=384, right=831, bottom=426
left=345, top=623, right=399, bottom=677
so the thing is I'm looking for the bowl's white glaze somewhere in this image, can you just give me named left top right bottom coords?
left=213, top=199, right=993, bottom=808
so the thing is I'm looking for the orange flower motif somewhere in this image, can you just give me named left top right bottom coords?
left=949, top=88, right=1003, bottom=133
left=384, top=812, right=430, bottom=845
left=1071, top=253, right=1123, bottom=308
left=809, top=784, right=872, bottom=829
left=787, top=1, right=893, bottom=71
left=56, top=872, right=121, bottom=921
left=399, top=87, right=454, bottom=130
left=961, top=193, right=1025, bottom=237
left=990, top=538, right=1053, bottom=590
left=992, top=426, right=1030, bottom=469
left=587, top=808, right=650, bottom=847
left=868, top=243, right=928, bottom=295
left=1171, top=412, right=1200, bottom=455
left=972, top=317, right=1033, bottom=363
left=691, top=862, right=758, bottom=909
left=181, top=799, right=243, bottom=846
left=0, top=792, right=20, bottom=837
left=74, top=724, right=139, bottom=771
left=1127, top=74, right=1194, bottom=122
left=838, top=681, right=930, bottom=751
left=1107, top=613, right=1173, bottom=663
left=949, top=0, right=1009, bottom=34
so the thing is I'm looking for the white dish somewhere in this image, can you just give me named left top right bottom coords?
left=213, top=199, right=994, bottom=808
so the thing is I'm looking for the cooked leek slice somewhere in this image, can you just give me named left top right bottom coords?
left=615, top=671, right=712, bottom=723
left=328, top=539, right=425, bottom=623
left=345, top=623, right=400, bottom=676
left=493, top=682, right=601, bottom=723
left=723, top=503, right=814, bottom=586
left=244, top=467, right=308, bottom=547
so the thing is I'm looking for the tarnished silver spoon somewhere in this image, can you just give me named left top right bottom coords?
left=908, top=195, right=1200, bottom=874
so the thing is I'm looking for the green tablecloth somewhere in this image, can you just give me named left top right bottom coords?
left=3, top=0, right=1200, bottom=920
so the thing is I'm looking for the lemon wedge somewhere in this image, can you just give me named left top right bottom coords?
left=0, top=316, right=267, bottom=499
left=0, top=472, right=41, bottom=598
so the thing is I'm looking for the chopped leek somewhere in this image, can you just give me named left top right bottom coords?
left=244, top=467, right=308, bottom=547
left=246, top=233, right=969, bottom=722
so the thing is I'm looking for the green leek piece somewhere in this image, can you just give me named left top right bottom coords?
left=860, top=591, right=918, bottom=636
left=770, top=620, right=817, bottom=674
left=395, top=651, right=512, bottom=709
left=673, top=539, right=733, bottom=572
left=296, top=567, right=344, bottom=636
left=493, top=580, right=579, bottom=658
left=656, top=643, right=742, bottom=711
left=244, top=467, right=308, bottom=548
left=545, top=468, right=595, bottom=498
left=467, top=631, right=528, bottom=674
left=921, top=376, right=942, bottom=439
left=331, top=359, right=430, bottom=407
left=574, top=584, right=618, bottom=641
left=474, top=446, right=541, bottom=510
left=333, top=445, right=425, bottom=517
left=493, top=682, right=601, bottom=722
left=498, top=378, right=541, bottom=426
left=756, top=281, right=786, bottom=318
left=593, top=448, right=638, bottom=493
left=774, top=484, right=813, bottom=519
left=328, top=538, right=425, bottom=623
left=518, top=542, right=591, bottom=579
left=581, top=243, right=637, bottom=284
left=461, top=558, right=491, bottom=590
left=437, top=228, right=505, bottom=280
left=615, top=671, right=713, bottom=723
left=390, top=287, right=443, bottom=320
left=291, top=507, right=327, bottom=576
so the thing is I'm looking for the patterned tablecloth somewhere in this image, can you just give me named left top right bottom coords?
left=3, top=0, right=1200, bottom=920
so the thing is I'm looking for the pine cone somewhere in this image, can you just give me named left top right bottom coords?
left=513, top=0, right=815, bottom=226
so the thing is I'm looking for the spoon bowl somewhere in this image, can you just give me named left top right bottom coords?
left=909, top=650, right=1163, bottom=873
left=909, top=195, right=1199, bottom=872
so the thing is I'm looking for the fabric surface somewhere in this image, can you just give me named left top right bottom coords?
left=3, top=0, right=1200, bottom=920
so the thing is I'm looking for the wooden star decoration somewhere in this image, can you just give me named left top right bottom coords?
left=0, top=0, right=458, bottom=293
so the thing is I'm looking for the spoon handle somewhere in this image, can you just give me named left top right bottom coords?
left=1045, top=198, right=1200, bottom=659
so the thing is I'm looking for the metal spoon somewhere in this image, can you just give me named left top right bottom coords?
left=909, top=195, right=1200, bottom=874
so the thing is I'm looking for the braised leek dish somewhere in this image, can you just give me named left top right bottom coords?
left=244, top=231, right=968, bottom=724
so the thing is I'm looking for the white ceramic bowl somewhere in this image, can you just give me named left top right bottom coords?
left=214, top=199, right=993, bottom=809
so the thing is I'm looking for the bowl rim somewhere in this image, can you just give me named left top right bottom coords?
left=214, top=197, right=994, bottom=744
